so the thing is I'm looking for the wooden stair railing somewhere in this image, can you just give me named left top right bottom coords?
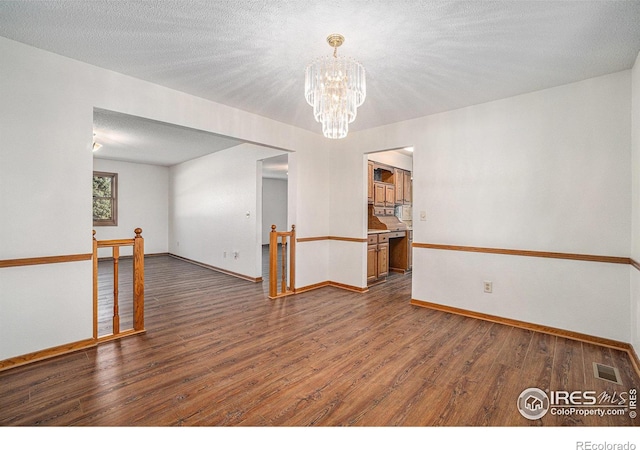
left=269, top=225, right=295, bottom=299
left=93, top=228, right=145, bottom=342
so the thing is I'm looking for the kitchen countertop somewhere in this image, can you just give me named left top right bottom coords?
left=368, top=227, right=412, bottom=234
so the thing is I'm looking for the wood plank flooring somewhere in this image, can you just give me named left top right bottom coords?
left=1, top=254, right=639, bottom=426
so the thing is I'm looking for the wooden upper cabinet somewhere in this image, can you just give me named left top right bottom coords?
left=368, top=162, right=411, bottom=206
left=373, top=182, right=396, bottom=207
left=373, top=182, right=386, bottom=206
left=385, top=184, right=395, bottom=206
left=394, top=168, right=404, bottom=204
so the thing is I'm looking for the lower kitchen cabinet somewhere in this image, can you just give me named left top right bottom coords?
left=367, top=233, right=389, bottom=284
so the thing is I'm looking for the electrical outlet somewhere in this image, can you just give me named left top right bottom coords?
left=483, top=281, right=493, bottom=293
left=420, top=211, right=426, bottom=221
left=223, top=251, right=227, bottom=258
left=234, top=251, right=239, bottom=259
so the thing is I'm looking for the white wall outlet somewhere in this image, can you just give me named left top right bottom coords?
left=233, top=251, right=239, bottom=259
left=420, top=211, right=426, bottom=221
left=483, top=281, right=493, bottom=293
left=223, top=251, right=227, bottom=258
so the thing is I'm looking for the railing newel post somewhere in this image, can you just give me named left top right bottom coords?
left=92, top=230, right=98, bottom=340
left=268, top=224, right=296, bottom=299
left=112, top=246, right=120, bottom=334
left=269, top=225, right=278, bottom=298
left=290, top=225, right=296, bottom=293
left=133, top=228, right=144, bottom=332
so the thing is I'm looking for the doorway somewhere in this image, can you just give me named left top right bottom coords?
left=260, top=153, right=289, bottom=281
left=92, top=108, right=295, bottom=332
left=366, top=147, right=414, bottom=287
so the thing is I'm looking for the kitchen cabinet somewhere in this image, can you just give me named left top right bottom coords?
left=367, top=159, right=412, bottom=285
left=373, top=182, right=395, bottom=207
left=384, top=184, right=395, bottom=206
left=373, top=182, right=385, bottom=206
left=367, top=233, right=389, bottom=284
left=394, top=169, right=404, bottom=204
left=368, top=161, right=411, bottom=207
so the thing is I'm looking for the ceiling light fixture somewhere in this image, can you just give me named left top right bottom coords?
left=92, top=133, right=102, bottom=152
left=304, top=34, right=366, bottom=139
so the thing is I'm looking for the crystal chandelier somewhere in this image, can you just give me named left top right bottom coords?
left=304, top=34, right=366, bottom=139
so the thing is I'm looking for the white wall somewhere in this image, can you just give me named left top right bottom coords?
left=1, top=31, right=636, bottom=363
left=169, top=144, right=286, bottom=279
left=325, top=149, right=413, bottom=289
left=0, top=38, right=95, bottom=360
left=0, top=36, right=330, bottom=362
left=93, top=158, right=169, bottom=257
left=337, top=71, right=633, bottom=342
left=262, top=178, right=288, bottom=244
left=631, top=51, right=640, bottom=351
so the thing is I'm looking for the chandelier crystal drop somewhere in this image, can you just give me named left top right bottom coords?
left=304, top=34, right=366, bottom=139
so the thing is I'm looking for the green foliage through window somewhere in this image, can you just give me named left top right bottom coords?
left=93, top=172, right=117, bottom=225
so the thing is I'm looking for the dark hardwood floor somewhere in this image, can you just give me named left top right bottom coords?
left=1, top=254, right=638, bottom=426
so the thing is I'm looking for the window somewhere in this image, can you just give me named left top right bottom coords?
left=93, top=171, right=118, bottom=226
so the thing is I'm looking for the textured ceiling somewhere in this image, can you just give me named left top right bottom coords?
left=2, top=1, right=640, bottom=170
left=93, top=108, right=244, bottom=166
left=2, top=0, right=640, bottom=135
left=94, top=108, right=290, bottom=177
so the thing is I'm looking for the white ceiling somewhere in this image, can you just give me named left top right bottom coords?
left=94, top=108, right=290, bottom=177
left=93, top=108, right=244, bottom=166
left=3, top=0, right=640, bottom=166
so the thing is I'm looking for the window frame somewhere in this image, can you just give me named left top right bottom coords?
left=93, top=171, right=118, bottom=226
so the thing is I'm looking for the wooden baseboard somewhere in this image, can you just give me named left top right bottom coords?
left=296, top=280, right=368, bottom=294
left=0, top=330, right=148, bottom=372
left=96, top=329, right=146, bottom=343
left=410, top=299, right=640, bottom=379
left=295, top=281, right=330, bottom=293
left=168, top=254, right=262, bottom=283
left=327, top=281, right=369, bottom=293
left=0, top=338, right=96, bottom=372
